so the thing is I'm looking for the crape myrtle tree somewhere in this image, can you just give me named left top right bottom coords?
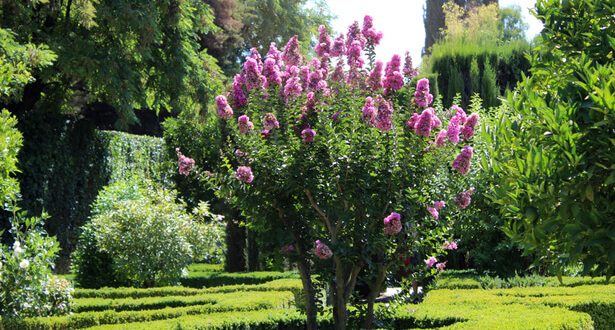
left=179, top=17, right=480, bottom=329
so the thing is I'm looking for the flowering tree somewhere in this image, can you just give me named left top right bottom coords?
left=183, top=16, right=479, bottom=330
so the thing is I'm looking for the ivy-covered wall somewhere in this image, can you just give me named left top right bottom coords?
left=7, top=111, right=167, bottom=271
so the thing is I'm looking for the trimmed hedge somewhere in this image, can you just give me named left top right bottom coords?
left=180, top=271, right=299, bottom=288
left=11, top=111, right=168, bottom=268
left=3, top=291, right=295, bottom=329
left=435, top=271, right=611, bottom=290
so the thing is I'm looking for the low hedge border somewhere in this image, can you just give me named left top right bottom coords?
left=180, top=271, right=299, bottom=288
left=3, top=291, right=295, bottom=329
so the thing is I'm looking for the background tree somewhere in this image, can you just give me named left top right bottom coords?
left=423, top=0, right=499, bottom=55
left=0, top=0, right=223, bottom=127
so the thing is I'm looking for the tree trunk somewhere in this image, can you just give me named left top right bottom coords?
left=296, top=255, right=317, bottom=330
left=247, top=229, right=259, bottom=271
left=224, top=209, right=246, bottom=272
left=364, top=262, right=387, bottom=329
left=333, top=262, right=349, bottom=330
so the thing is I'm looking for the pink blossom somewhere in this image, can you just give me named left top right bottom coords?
left=215, top=95, right=234, bottom=119
left=383, top=212, right=402, bottom=235
left=261, top=129, right=271, bottom=140
left=362, top=15, right=383, bottom=45
left=435, top=130, right=448, bottom=146
left=175, top=148, right=195, bottom=176
left=452, top=145, right=474, bottom=175
left=331, top=60, right=345, bottom=82
left=263, top=58, right=282, bottom=88
left=383, top=55, right=404, bottom=93
left=443, top=241, right=458, bottom=250
left=406, top=113, right=419, bottom=130
left=315, top=25, right=331, bottom=57
left=237, top=115, right=254, bottom=134
left=248, top=47, right=263, bottom=71
left=314, top=240, right=333, bottom=260
left=301, top=128, right=316, bottom=143
left=461, top=113, right=479, bottom=140
left=367, top=60, right=383, bottom=90
left=436, top=261, right=447, bottom=273
left=346, top=40, right=362, bottom=67
left=434, top=201, right=446, bottom=210
left=362, top=97, right=377, bottom=124
left=308, top=69, right=326, bottom=91
left=235, top=166, right=254, bottom=184
left=231, top=75, right=247, bottom=108
left=266, top=42, right=282, bottom=63
left=414, top=78, right=433, bottom=108
left=455, top=188, right=475, bottom=209
left=243, top=57, right=264, bottom=91
left=427, top=206, right=439, bottom=220
left=299, top=66, right=310, bottom=90
left=403, top=51, right=418, bottom=79
left=330, top=34, right=345, bottom=57
left=447, top=106, right=467, bottom=144
left=283, top=76, right=303, bottom=99
left=346, top=21, right=366, bottom=50
left=424, top=256, right=438, bottom=268
left=263, top=113, right=280, bottom=130
left=415, top=108, right=434, bottom=137
left=282, top=35, right=303, bottom=67
left=374, top=95, right=393, bottom=132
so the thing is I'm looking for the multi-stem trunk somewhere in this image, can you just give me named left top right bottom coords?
left=296, top=252, right=318, bottom=330
left=364, top=262, right=387, bottom=329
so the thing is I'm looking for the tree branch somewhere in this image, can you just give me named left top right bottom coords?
left=304, top=188, right=334, bottom=236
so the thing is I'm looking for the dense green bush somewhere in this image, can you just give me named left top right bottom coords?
left=180, top=271, right=299, bottom=288
left=73, top=179, right=211, bottom=288
left=12, top=114, right=168, bottom=269
left=0, top=111, right=73, bottom=318
left=485, top=0, right=615, bottom=277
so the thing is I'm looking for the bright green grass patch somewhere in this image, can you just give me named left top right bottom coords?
left=187, top=263, right=223, bottom=273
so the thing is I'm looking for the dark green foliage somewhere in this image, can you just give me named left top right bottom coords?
left=11, top=111, right=166, bottom=269
left=425, top=42, right=530, bottom=108
left=0, top=0, right=223, bottom=126
left=486, top=0, right=615, bottom=277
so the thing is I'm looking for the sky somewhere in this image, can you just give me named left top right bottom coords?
left=324, top=0, right=543, bottom=65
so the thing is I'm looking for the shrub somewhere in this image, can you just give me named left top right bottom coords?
left=74, top=179, right=212, bottom=288
left=0, top=110, right=73, bottom=318
left=485, top=0, right=615, bottom=277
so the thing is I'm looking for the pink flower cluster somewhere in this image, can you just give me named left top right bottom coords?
left=362, top=96, right=394, bottom=131
left=235, top=166, right=254, bottom=184
left=455, top=187, right=475, bottom=209
left=263, top=58, right=282, bottom=88
left=443, top=240, right=458, bottom=250
left=383, top=54, right=404, bottom=94
left=301, top=128, right=316, bottom=143
left=315, top=25, right=332, bottom=57
left=176, top=148, right=195, bottom=176
left=436, top=261, right=447, bottom=273
left=362, top=15, right=383, bottom=46
left=238, top=115, right=254, bottom=134
left=330, top=34, right=345, bottom=57
left=282, top=35, right=302, bottom=67
left=409, top=108, right=441, bottom=137
left=367, top=60, right=383, bottom=90
left=403, top=51, right=418, bottom=80
left=215, top=95, right=234, bottom=119
left=427, top=200, right=445, bottom=220
left=263, top=113, right=280, bottom=130
left=314, top=240, right=333, bottom=260
left=414, top=78, right=433, bottom=108
left=452, top=145, right=474, bottom=175
left=424, top=256, right=438, bottom=268
left=383, top=212, right=402, bottom=235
